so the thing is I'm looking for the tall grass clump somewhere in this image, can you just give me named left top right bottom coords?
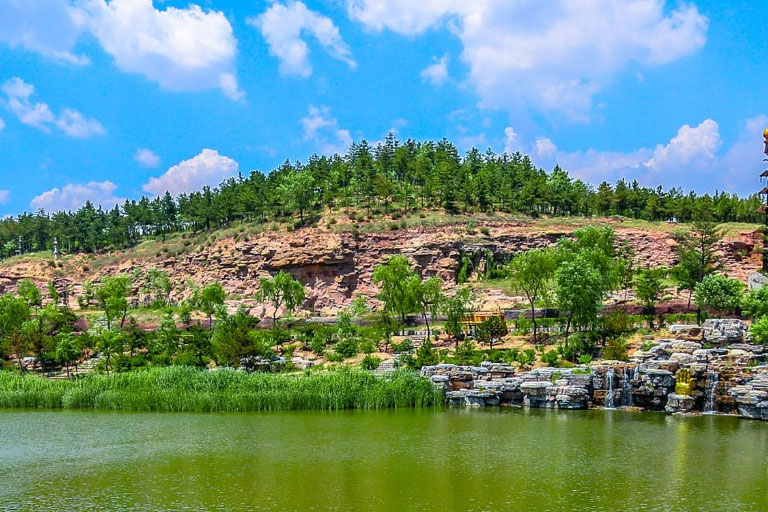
left=0, top=367, right=443, bottom=412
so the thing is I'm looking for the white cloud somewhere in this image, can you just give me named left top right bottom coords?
left=503, top=126, right=519, bottom=154
left=143, top=149, right=239, bottom=196
left=30, top=181, right=124, bottom=212
left=54, top=108, right=106, bottom=138
left=520, top=117, right=762, bottom=194
left=134, top=148, right=161, bottom=168
left=251, top=1, right=355, bottom=78
left=0, top=190, right=9, bottom=204
left=346, top=1, right=708, bottom=120
left=0, top=0, right=89, bottom=65
left=300, top=106, right=353, bottom=155
left=1, top=77, right=105, bottom=137
left=535, top=137, right=557, bottom=159
left=85, top=0, right=242, bottom=100
left=421, top=54, right=449, bottom=86
left=0, top=117, right=4, bottom=131
left=346, top=0, right=458, bottom=35
left=645, top=119, right=721, bottom=172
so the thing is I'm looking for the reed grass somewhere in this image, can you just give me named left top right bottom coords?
left=0, top=367, right=443, bottom=412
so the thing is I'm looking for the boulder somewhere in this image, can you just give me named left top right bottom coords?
left=703, top=319, right=750, bottom=345
left=668, top=324, right=703, bottom=339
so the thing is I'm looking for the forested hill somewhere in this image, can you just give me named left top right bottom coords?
left=1, top=134, right=762, bottom=256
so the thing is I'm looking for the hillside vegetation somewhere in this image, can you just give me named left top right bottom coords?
left=0, top=134, right=762, bottom=257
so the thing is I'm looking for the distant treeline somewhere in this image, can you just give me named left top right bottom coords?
left=1, top=134, right=762, bottom=255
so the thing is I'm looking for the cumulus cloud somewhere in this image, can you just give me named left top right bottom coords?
left=300, top=105, right=353, bottom=155
left=134, top=148, right=161, bottom=168
left=516, top=117, right=763, bottom=194
left=1, top=77, right=105, bottom=137
left=503, top=127, right=519, bottom=154
left=346, top=0, right=708, bottom=120
left=2, top=1, right=242, bottom=100
left=30, top=181, right=124, bottom=212
left=85, top=0, right=242, bottom=100
left=0, top=0, right=89, bottom=64
left=251, top=1, right=355, bottom=77
left=143, top=149, right=239, bottom=196
left=534, top=137, right=557, bottom=159
left=347, top=0, right=458, bottom=35
left=645, top=119, right=721, bottom=172
left=421, top=54, right=449, bottom=86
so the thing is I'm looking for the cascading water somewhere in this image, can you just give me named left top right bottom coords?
left=605, top=367, right=616, bottom=409
left=703, top=370, right=720, bottom=414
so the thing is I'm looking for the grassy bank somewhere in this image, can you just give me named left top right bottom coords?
left=0, top=367, right=443, bottom=412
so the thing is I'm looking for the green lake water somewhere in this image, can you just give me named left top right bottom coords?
left=0, top=408, right=766, bottom=511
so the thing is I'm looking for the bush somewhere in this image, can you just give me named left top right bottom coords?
left=335, top=338, right=359, bottom=358
left=577, top=354, right=593, bottom=365
left=694, top=274, right=744, bottom=316
left=540, top=349, right=560, bottom=367
left=454, top=340, right=477, bottom=365
left=325, top=350, right=344, bottom=363
left=517, top=349, right=536, bottom=366
left=359, top=340, right=376, bottom=354
left=750, top=316, right=768, bottom=345
left=392, top=339, right=413, bottom=353
left=480, top=227, right=490, bottom=236
left=310, top=335, right=325, bottom=356
left=603, top=338, right=629, bottom=361
left=360, top=355, right=382, bottom=371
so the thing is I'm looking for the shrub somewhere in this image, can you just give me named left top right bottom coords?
left=361, top=355, right=382, bottom=371
left=392, top=339, right=413, bottom=353
left=517, top=349, right=536, bottom=366
left=577, top=354, right=593, bottom=365
left=541, top=349, right=560, bottom=367
left=335, top=338, right=359, bottom=358
left=359, top=340, right=376, bottom=354
left=603, top=338, right=629, bottom=361
left=750, top=316, right=768, bottom=345
left=694, top=275, right=744, bottom=316
left=480, top=227, right=490, bottom=236
left=325, top=350, right=344, bottom=363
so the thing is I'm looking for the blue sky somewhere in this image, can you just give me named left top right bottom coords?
left=0, top=0, right=766, bottom=215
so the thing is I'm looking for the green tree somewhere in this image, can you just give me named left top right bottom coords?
left=95, top=276, right=131, bottom=330
left=694, top=274, right=744, bottom=319
left=199, top=282, right=226, bottom=329
left=442, top=287, right=473, bottom=347
left=409, top=276, right=443, bottom=340
left=54, top=332, right=80, bottom=377
left=634, top=266, right=667, bottom=328
left=372, top=255, right=417, bottom=332
left=671, top=221, right=722, bottom=310
left=255, top=272, right=305, bottom=327
left=17, top=279, right=42, bottom=310
left=475, top=316, right=507, bottom=350
left=508, top=248, right=555, bottom=343
left=555, top=255, right=603, bottom=340
left=97, top=330, right=125, bottom=374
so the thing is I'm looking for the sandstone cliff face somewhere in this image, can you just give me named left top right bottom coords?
left=0, top=221, right=761, bottom=314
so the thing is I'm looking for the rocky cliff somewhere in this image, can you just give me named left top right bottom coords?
left=0, top=219, right=761, bottom=314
